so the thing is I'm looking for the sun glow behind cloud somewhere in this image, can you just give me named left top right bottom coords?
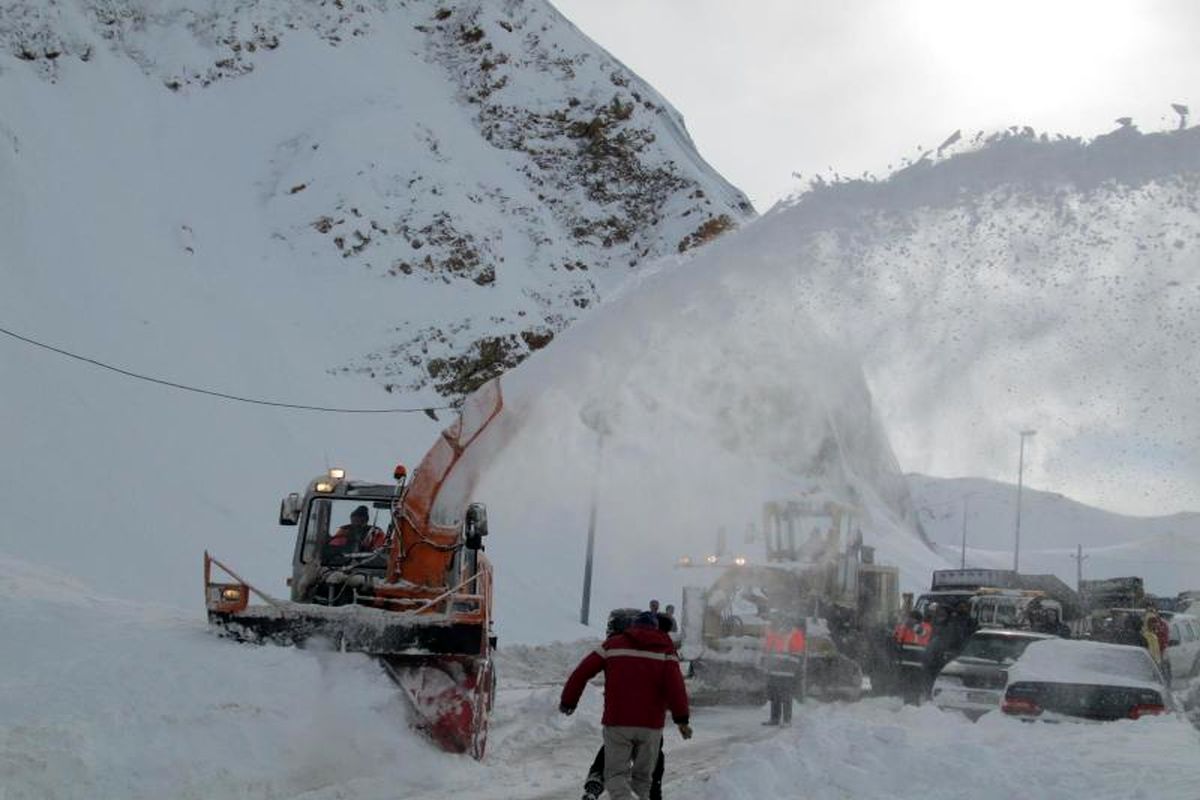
left=550, top=0, right=1197, bottom=209
left=899, top=0, right=1156, bottom=118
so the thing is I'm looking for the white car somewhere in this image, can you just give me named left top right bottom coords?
left=932, top=629, right=1054, bottom=719
left=1003, top=638, right=1174, bottom=722
left=1164, top=612, right=1200, bottom=681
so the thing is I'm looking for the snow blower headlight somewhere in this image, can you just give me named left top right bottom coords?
left=221, top=587, right=244, bottom=603
left=315, top=481, right=334, bottom=493
left=329, top=468, right=345, bottom=480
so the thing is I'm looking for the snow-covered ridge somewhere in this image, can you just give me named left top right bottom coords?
left=741, top=126, right=1200, bottom=515
left=1, top=0, right=752, bottom=396
left=911, top=474, right=1200, bottom=594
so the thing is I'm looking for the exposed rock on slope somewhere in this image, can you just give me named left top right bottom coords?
left=1, top=0, right=754, bottom=396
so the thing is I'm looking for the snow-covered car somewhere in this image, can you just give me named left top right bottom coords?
left=1163, top=612, right=1200, bottom=680
left=1002, top=638, right=1173, bottom=722
left=931, top=629, right=1054, bottom=719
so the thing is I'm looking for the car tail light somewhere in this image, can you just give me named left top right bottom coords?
left=1128, top=703, right=1165, bottom=720
left=1002, top=697, right=1042, bottom=717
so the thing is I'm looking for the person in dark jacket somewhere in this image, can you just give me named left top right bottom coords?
left=561, top=611, right=691, bottom=800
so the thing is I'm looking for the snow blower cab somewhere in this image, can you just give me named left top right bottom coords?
left=204, top=379, right=503, bottom=759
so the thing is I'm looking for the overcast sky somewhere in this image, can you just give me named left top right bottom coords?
left=550, top=0, right=1200, bottom=211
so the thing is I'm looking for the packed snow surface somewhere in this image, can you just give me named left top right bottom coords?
left=5, top=556, right=1199, bottom=799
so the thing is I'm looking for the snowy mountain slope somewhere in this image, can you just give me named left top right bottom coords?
left=911, top=474, right=1200, bottom=594
left=0, top=0, right=752, bottom=397
left=743, top=127, right=1200, bottom=516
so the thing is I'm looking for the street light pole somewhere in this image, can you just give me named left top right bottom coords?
left=959, top=493, right=975, bottom=569
left=579, top=402, right=615, bottom=627
left=580, top=431, right=605, bottom=626
left=1013, top=429, right=1036, bottom=573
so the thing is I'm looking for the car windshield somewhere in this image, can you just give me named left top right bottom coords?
left=958, top=634, right=1040, bottom=663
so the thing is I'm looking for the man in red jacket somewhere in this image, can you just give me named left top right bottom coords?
left=561, top=611, right=692, bottom=800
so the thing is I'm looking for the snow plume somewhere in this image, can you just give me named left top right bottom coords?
left=752, top=126, right=1200, bottom=516
left=475, top=225, right=933, bottom=643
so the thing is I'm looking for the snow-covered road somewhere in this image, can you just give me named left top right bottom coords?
left=4, top=555, right=1199, bottom=800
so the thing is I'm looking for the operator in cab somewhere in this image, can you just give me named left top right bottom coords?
left=322, top=505, right=386, bottom=563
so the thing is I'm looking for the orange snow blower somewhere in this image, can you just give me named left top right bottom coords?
left=204, top=379, right=503, bottom=758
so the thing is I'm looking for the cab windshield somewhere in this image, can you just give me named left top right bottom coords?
left=300, top=498, right=392, bottom=565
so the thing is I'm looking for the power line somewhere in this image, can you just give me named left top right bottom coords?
left=0, top=324, right=453, bottom=416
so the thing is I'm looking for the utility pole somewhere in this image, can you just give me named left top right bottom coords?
left=1070, top=544, right=1089, bottom=591
left=579, top=403, right=614, bottom=626
left=959, top=493, right=976, bottom=569
left=1013, top=429, right=1036, bottom=572
left=580, top=431, right=605, bottom=626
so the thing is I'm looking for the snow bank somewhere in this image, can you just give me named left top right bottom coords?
left=696, top=699, right=1200, bottom=800
left=0, top=554, right=468, bottom=800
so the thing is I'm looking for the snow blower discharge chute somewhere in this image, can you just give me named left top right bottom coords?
left=204, top=379, right=502, bottom=759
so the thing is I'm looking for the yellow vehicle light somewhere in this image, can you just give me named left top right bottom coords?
left=221, top=587, right=243, bottom=602
left=315, top=482, right=334, bottom=493
left=329, top=468, right=346, bottom=480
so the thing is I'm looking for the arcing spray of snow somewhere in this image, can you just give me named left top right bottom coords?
left=474, top=217, right=938, bottom=643
left=473, top=126, right=1200, bottom=639
left=753, top=127, right=1200, bottom=516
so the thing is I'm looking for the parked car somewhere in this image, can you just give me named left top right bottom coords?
left=932, top=629, right=1054, bottom=719
left=1161, top=612, right=1200, bottom=680
left=1002, top=638, right=1173, bottom=722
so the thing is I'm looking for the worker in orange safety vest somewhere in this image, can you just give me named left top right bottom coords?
left=892, top=607, right=934, bottom=704
left=761, top=615, right=806, bottom=726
